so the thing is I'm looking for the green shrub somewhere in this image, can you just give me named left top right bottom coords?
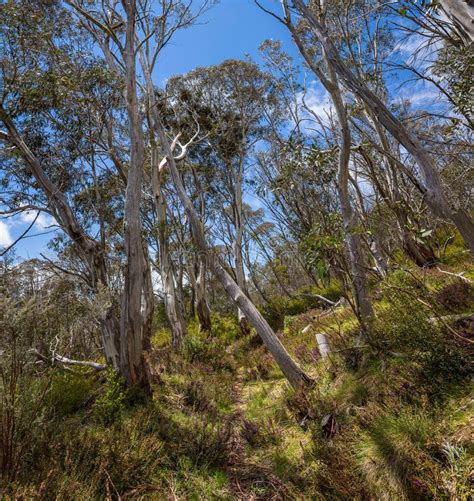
left=93, top=368, right=127, bottom=425
left=259, top=296, right=287, bottom=330
left=47, top=370, right=95, bottom=417
left=260, top=282, right=343, bottom=331
left=310, top=281, right=343, bottom=303
left=376, top=278, right=470, bottom=389
left=182, top=334, right=208, bottom=363
left=210, top=314, right=241, bottom=342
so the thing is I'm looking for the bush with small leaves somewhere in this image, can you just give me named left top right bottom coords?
left=93, top=368, right=127, bottom=425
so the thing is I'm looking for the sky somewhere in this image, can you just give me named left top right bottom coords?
left=0, top=0, right=448, bottom=260
left=2, top=0, right=294, bottom=260
left=154, top=0, right=297, bottom=81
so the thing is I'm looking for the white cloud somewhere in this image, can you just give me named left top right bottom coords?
left=395, top=81, right=451, bottom=114
left=0, top=221, right=13, bottom=249
left=20, top=210, right=55, bottom=229
left=393, top=32, right=444, bottom=73
left=393, top=34, right=425, bottom=59
left=297, top=83, right=335, bottom=131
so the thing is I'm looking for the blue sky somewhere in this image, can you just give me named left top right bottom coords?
left=2, top=0, right=294, bottom=260
left=0, top=1, right=448, bottom=260
left=155, top=0, right=296, bottom=81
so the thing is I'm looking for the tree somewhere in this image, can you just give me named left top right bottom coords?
left=167, top=60, right=279, bottom=334
left=438, top=0, right=474, bottom=45
left=260, top=0, right=474, bottom=251
left=0, top=1, right=122, bottom=371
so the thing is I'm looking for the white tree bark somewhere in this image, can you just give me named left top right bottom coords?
left=280, top=5, right=375, bottom=337
left=287, top=0, right=474, bottom=251
left=315, top=333, right=331, bottom=359
left=151, top=146, right=188, bottom=347
left=119, top=0, right=151, bottom=393
left=0, top=109, right=121, bottom=370
left=155, top=119, right=312, bottom=388
left=195, top=256, right=212, bottom=333
left=233, top=157, right=251, bottom=335
left=438, top=0, right=474, bottom=45
left=139, top=48, right=189, bottom=347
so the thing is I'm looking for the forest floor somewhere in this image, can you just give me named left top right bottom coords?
left=3, top=253, right=474, bottom=499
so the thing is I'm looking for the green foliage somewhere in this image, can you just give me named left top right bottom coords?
left=46, top=370, right=95, bottom=417
left=300, top=215, right=344, bottom=282
left=209, top=314, right=241, bottom=342
left=182, top=333, right=207, bottom=362
left=439, top=442, right=473, bottom=499
left=93, top=368, right=127, bottom=425
left=182, top=321, right=237, bottom=372
left=4, top=261, right=473, bottom=499
left=260, top=282, right=341, bottom=331
left=377, top=272, right=471, bottom=389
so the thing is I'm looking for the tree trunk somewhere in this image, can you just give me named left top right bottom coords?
left=0, top=108, right=122, bottom=371
left=234, top=160, right=251, bottom=335
left=316, top=333, right=331, bottom=359
left=195, top=257, right=212, bottom=333
left=153, top=160, right=188, bottom=347
left=280, top=9, right=375, bottom=336
left=140, top=52, right=189, bottom=349
left=370, top=236, right=389, bottom=277
left=120, top=0, right=151, bottom=394
left=438, top=0, right=474, bottom=45
left=323, top=46, right=375, bottom=337
left=99, top=301, right=121, bottom=369
left=155, top=119, right=312, bottom=389
left=289, top=0, right=474, bottom=251
left=142, top=244, right=154, bottom=352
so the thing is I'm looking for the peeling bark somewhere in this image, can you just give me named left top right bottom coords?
left=438, top=0, right=474, bottom=45
left=119, top=0, right=151, bottom=393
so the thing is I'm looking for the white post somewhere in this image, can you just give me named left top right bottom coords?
left=316, top=333, right=331, bottom=359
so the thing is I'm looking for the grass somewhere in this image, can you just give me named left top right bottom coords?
left=1, top=261, right=473, bottom=499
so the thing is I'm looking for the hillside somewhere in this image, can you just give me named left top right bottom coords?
left=2, top=255, right=472, bottom=499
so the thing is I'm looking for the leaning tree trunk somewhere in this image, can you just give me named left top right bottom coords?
left=0, top=108, right=122, bottom=370
left=363, top=116, right=438, bottom=267
left=288, top=0, right=474, bottom=251
left=291, top=24, right=375, bottom=337
left=234, top=159, right=251, bottom=335
left=438, top=0, right=474, bottom=45
left=154, top=120, right=312, bottom=389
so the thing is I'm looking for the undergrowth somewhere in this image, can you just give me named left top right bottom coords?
left=1, top=262, right=472, bottom=499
